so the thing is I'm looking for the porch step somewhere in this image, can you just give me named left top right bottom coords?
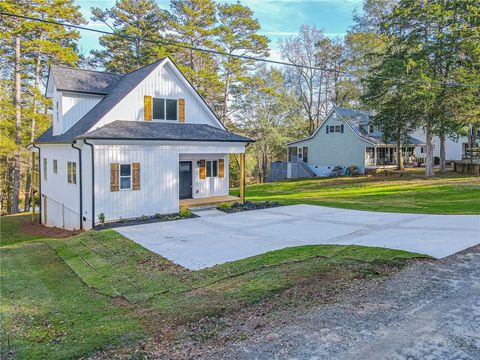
left=190, top=208, right=226, bottom=217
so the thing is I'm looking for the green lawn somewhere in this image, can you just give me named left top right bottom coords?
left=0, top=213, right=429, bottom=359
left=234, top=170, right=480, bottom=214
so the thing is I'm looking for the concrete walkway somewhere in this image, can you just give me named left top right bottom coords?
left=115, top=205, right=480, bottom=270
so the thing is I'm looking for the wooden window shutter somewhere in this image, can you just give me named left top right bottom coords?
left=178, top=98, right=185, bottom=123
left=144, top=96, right=152, bottom=121
left=341, top=124, right=344, bottom=133
left=218, top=159, right=224, bottom=178
left=110, top=163, right=119, bottom=192
left=132, top=163, right=140, bottom=190
left=199, top=160, right=206, bottom=179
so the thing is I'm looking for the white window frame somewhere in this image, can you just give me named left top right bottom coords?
left=152, top=97, right=178, bottom=121
left=119, top=163, right=132, bottom=190
left=67, top=161, right=77, bottom=185
left=369, top=125, right=375, bottom=134
left=206, top=160, right=218, bottom=178
left=43, top=158, right=47, bottom=181
left=328, top=125, right=343, bottom=134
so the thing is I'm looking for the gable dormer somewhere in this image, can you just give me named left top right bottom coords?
left=45, top=66, right=122, bottom=135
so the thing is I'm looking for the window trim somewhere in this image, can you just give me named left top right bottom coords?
left=151, top=97, right=178, bottom=121
left=43, top=158, right=47, bottom=181
left=67, top=161, right=77, bottom=185
left=205, top=160, right=218, bottom=178
left=119, top=163, right=132, bottom=190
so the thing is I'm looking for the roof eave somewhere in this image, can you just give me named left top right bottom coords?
left=75, top=136, right=254, bottom=143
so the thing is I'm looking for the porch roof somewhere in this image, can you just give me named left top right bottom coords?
left=76, top=120, right=254, bottom=143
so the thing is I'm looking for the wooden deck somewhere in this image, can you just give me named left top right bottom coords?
left=180, top=195, right=241, bottom=210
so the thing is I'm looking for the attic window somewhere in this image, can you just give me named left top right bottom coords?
left=369, top=125, right=375, bottom=134
left=152, top=98, right=177, bottom=121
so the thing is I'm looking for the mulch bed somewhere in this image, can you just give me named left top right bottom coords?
left=95, top=212, right=198, bottom=230
left=20, top=222, right=82, bottom=238
left=218, top=201, right=282, bottom=213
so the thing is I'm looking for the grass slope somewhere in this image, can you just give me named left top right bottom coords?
left=0, top=242, right=141, bottom=360
left=1, top=214, right=429, bottom=359
left=234, top=171, right=480, bottom=214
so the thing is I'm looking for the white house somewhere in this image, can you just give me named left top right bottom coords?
left=285, top=107, right=424, bottom=177
left=32, top=57, right=252, bottom=230
left=412, top=129, right=475, bottom=161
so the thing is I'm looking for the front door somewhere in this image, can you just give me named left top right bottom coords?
left=179, top=161, right=192, bottom=199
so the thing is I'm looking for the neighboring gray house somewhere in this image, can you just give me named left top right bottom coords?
left=285, top=107, right=424, bottom=177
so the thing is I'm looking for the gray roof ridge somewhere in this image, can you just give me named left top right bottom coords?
left=51, top=65, right=124, bottom=77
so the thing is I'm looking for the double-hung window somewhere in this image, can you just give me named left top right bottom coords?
left=327, top=124, right=344, bottom=134
left=152, top=98, right=177, bottom=121
left=43, top=158, right=47, bottom=180
left=67, top=161, right=77, bottom=184
left=120, top=164, right=132, bottom=190
left=206, top=160, right=218, bottom=178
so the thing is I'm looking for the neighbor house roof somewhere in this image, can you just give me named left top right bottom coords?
left=48, top=66, right=123, bottom=95
left=336, top=107, right=424, bottom=146
left=288, top=107, right=424, bottom=146
left=76, top=121, right=254, bottom=143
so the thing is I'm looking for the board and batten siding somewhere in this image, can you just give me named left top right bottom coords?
left=292, top=112, right=371, bottom=173
left=93, top=141, right=243, bottom=223
left=62, top=92, right=104, bottom=133
left=179, top=154, right=229, bottom=198
left=91, top=62, right=221, bottom=132
left=38, top=144, right=82, bottom=229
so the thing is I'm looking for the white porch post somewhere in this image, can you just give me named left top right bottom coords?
left=374, top=147, right=377, bottom=166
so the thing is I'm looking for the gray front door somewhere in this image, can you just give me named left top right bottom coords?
left=179, top=161, right=192, bottom=199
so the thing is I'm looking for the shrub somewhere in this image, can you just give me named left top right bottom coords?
left=97, top=212, right=105, bottom=226
left=154, top=213, right=162, bottom=219
left=119, top=217, right=127, bottom=223
left=218, top=202, right=232, bottom=210
left=179, top=208, right=192, bottom=218
left=139, top=215, right=149, bottom=221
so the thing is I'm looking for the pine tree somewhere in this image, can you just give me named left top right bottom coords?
left=0, top=0, right=85, bottom=213
left=216, top=1, right=269, bottom=123
left=168, top=0, right=222, bottom=108
left=91, top=0, right=169, bottom=73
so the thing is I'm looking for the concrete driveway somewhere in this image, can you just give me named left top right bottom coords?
left=115, top=205, right=480, bottom=270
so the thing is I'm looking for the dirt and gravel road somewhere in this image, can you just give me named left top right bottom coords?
left=210, top=245, right=480, bottom=360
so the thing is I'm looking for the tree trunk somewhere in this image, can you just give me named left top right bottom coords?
left=12, top=35, right=22, bottom=214
left=396, top=135, right=404, bottom=171
left=25, top=52, right=42, bottom=212
left=262, top=151, right=267, bottom=183
left=424, top=121, right=435, bottom=178
left=221, top=75, right=230, bottom=124
left=439, top=132, right=446, bottom=173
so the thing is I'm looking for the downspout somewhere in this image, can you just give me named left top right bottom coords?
left=71, top=141, right=83, bottom=230
left=31, top=143, right=41, bottom=224
left=83, top=139, right=95, bottom=229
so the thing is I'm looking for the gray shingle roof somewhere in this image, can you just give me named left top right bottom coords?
left=77, top=120, right=253, bottom=143
left=335, top=107, right=424, bottom=146
left=49, top=66, right=123, bottom=95
left=37, top=60, right=164, bottom=143
left=288, top=107, right=424, bottom=146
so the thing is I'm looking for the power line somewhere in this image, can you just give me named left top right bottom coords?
left=1, top=11, right=479, bottom=89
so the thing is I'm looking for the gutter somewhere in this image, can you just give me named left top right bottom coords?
left=71, top=141, right=83, bottom=230
left=31, top=143, right=41, bottom=224
left=83, top=139, right=95, bottom=229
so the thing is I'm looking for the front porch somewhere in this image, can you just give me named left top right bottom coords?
left=365, top=145, right=419, bottom=168
left=180, top=195, right=241, bottom=210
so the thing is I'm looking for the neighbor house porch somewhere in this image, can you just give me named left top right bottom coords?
left=365, top=145, right=419, bottom=168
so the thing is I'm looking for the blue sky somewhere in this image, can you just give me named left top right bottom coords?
left=76, top=0, right=361, bottom=61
